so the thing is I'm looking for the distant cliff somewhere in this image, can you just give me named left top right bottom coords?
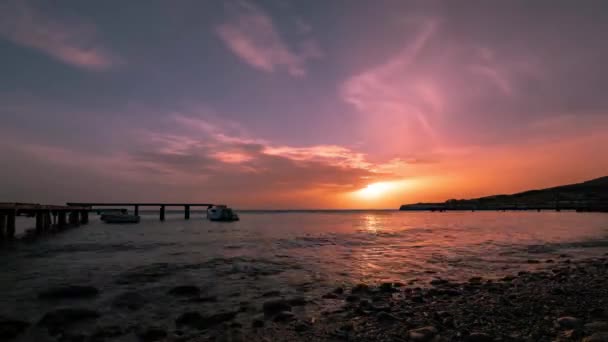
left=399, top=176, right=608, bottom=212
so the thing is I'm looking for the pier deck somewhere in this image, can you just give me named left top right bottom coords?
left=0, top=203, right=90, bottom=239
left=66, top=202, right=222, bottom=221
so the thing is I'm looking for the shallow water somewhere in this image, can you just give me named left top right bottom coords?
left=1, top=211, right=608, bottom=335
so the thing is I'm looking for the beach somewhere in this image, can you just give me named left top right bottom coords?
left=1, top=211, right=607, bottom=341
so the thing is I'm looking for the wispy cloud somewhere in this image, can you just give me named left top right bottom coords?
left=0, top=0, right=121, bottom=70
left=216, top=1, right=322, bottom=77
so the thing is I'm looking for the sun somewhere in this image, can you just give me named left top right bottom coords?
left=357, top=182, right=393, bottom=199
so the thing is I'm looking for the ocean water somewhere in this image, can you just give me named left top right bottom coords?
left=1, top=210, right=608, bottom=334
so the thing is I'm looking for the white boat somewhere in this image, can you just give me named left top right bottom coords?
left=102, top=214, right=140, bottom=224
left=206, top=205, right=239, bottom=222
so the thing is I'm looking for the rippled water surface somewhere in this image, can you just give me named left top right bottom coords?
left=1, top=211, right=608, bottom=332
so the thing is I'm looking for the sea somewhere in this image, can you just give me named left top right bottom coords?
left=1, top=210, right=608, bottom=337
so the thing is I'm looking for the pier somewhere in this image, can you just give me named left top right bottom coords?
left=66, top=203, right=220, bottom=221
left=0, top=203, right=90, bottom=239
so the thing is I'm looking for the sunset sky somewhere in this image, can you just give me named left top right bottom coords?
left=1, top=0, right=608, bottom=209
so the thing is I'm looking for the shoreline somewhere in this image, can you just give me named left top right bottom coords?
left=2, top=255, right=608, bottom=341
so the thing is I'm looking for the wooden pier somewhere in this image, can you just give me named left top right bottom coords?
left=0, top=203, right=90, bottom=239
left=66, top=203, right=220, bottom=221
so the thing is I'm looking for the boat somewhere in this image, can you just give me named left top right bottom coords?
left=206, top=205, right=239, bottom=222
left=101, top=214, right=140, bottom=224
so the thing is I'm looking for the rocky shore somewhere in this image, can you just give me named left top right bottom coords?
left=2, top=256, right=608, bottom=341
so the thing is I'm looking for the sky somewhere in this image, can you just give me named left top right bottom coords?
left=1, top=0, right=608, bottom=209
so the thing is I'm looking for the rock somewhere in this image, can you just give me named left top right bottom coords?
left=376, top=312, right=398, bottom=322
left=263, top=299, right=291, bottom=315
left=91, top=325, right=124, bottom=339
left=466, top=332, right=494, bottom=342
left=175, top=311, right=238, bottom=329
left=175, top=312, right=203, bottom=328
left=322, top=293, right=339, bottom=299
left=346, top=295, right=359, bottom=302
left=252, top=317, right=264, bottom=328
left=591, top=308, right=606, bottom=318
left=136, top=327, right=167, bottom=341
left=38, top=285, right=99, bottom=299
left=295, top=322, right=311, bottom=332
left=273, top=311, right=296, bottom=323
left=556, top=316, right=581, bottom=329
left=38, top=308, right=99, bottom=328
left=333, top=287, right=344, bottom=294
left=168, top=285, right=200, bottom=297
left=379, top=282, right=397, bottom=292
left=408, top=326, right=438, bottom=342
left=0, top=316, right=29, bottom=339
left=352, top=283, right=370, bottom=293
left=527, top=259, right=540, bottom=264
left=586, top=322, right=608, bottom=332
left=430, top=279, right=449, bottom=286
left=546, top=259, right=555, bottom=263
left=262, top=290, right=281, bottom=297
left=288, top=296, right=307, bottom=306
left=188, top=295, right=217, bottom=303
left=584, top=332, right=608, bottom=342
left=112, top=291, right=147, bottom=311
left=468, top=277, right=482, bottom=284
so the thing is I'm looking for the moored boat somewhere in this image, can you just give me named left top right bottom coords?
left=206, top=205, right=239, bottom=222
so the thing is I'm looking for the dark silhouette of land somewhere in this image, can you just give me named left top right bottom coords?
left=400, top=176, right=608, bottom=212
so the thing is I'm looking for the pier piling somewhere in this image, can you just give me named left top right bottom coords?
left=160, top=205, right=166, bottom=221
left=6, top=211, right=15, bottom=238
left=134, top=205, right=139, bottom=216
left=185, top=205, right=190, bottom=220
left=58, top=212, right=67, bottom=229
left=0, top=214, right=6, bottom=239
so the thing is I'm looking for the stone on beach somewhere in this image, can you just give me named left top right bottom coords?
left=465, top=332, right=494, bottom=342
left=556, top=316, right=581, bottom=329
left=408, top=326, right=439, bottom=342
left=263, top=299, right=292, bottom=315
left=136, top=326, right=167, bottom=341
left=38, top=285, right=99, bottom=299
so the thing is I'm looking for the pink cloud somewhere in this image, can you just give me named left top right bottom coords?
left=0, top=0, right=121, bottom=70
left=216, top=1, right=322, bottom=77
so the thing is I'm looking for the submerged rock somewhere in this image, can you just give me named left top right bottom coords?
left=136, top=326, right=167, bottom=341
left=168, top=285, right=200, bottom=297
left=263, top=299, right=291, bottom=315
left=112, top=291, right=147, bottom=311
left=38, top=308, right=99, bottom=329
left=0, top=316, right=29, bottom=339
left=38, top=285, right=99, bottom=299
left=273, top=311, right=296, bottom=323
left=175, top=311, right=238, bottom=329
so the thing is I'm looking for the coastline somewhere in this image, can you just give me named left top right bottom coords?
left=2, top=255, right=608, bottom=341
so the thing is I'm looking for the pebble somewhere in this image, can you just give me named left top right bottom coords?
left=167, top=285, right=200, bottom=297
left=288, top=296, right=308, bottom=306
left=351, top=283, right=370, bottom=293
left=273, top=311, right=296, bottom=323
left=262, top=290, right=281, bottom=297
left=556, top=316, right=581, bottom=329
left=408, top=326, right=438, bottom=342
left=263, top=299, right=291, bottom=315
left=176, top=311, right=237, bottom=329
left=322, top=293, right=339, bottom=299
left=38, top=285, right=99, bottom=299
left=136, top=326, right=167, bottom=341
left=465, top=332, right=494, bottom=342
